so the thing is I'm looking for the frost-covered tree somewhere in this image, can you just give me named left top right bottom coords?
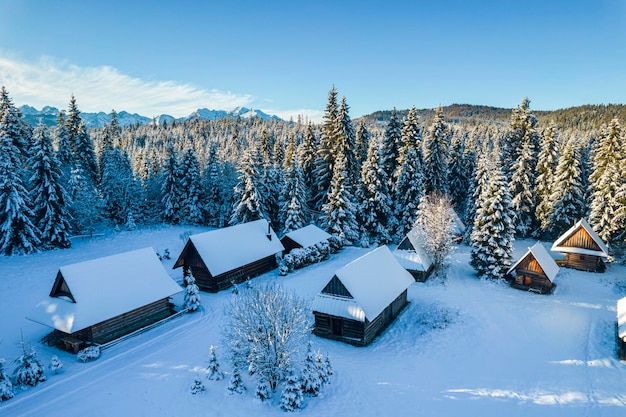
left=355, top=118, right=371, bottom=171
left=28, top=125, right=72, bottom=249
left=463, top=146, right=492, bottom=244
left=510, top=137, right=537, bottom=237
left=394, top=146, right=424, bottom=240
left=415, top=193, right=455, bottom=279
left=100, top=149, right=140, bottom=225
left=222, top=283, right=309, bottom=392
left=535, top=122, right=560, bottom=232
left=54, top=111, right=73, bottom=177
left=13, top=344, right=46, bottom=387
left=396, top=105, right=422, bottom=180
left=0, top=86, right=28, bottom=160
left=547, top=137, right=586, bottom=237
left=300, top=342, right=321, bottom=396
left=0, top=118, right=40, bottom=255
left=67, top=165, right=101, bottom=234
left=280, top=369, right=304, bottom=412
left=49, top=355, right=63, bottom=375
left=255, top=376, right=271, bottom=402
left=589, top=118, right=624, bottom=243
left=190, top=377, right=206, bottom=395
left=334, top=96, right=358, bottom=187
left=66, top=96, right=97, bottom=183
left=179, top=147, right=204, bottom=225
left=161, top=146, right=183, bottom=224
left=423, top=107, right=449, bottom=195
left=298, top=122, right=317, bottom=202
left=502, top=97, right=540, bottom=177
left=204, top=143, right=223, bottom=227
left=321, top=152, right=359, bottom=245
left=312, top=86, right=339, bottom=212
left=470, top=163, right=515, bottom=280
left=357, top=137, right=394, bottom=246
left=280, top=159, right=308, bottom=234
left=207, top=345, right=224, bottom=380
left=379, top=108, right=402, bottom=183
left=447, top=132, right=468, bottom=211
left=227, top=363, right=246, bottom=394
left=230, top=147, right=266, bottom=225
left=183, top=269, right=201, bottom=312
left=0, top=358, right=14, bottom=402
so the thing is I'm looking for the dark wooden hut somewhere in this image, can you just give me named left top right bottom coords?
left=312, top=246, right=414, bottom=346
left=393, top=225, right=433, bottom=282
left=27, top=248, right=182, bottom=352
left=280, top=224, right=331, bottom=255
left=508, top=243, right=559, bottom=294
left=617, top=297, right=626, bottom=360
left=173, top=219, right=284, bottom=293
left=551, top=218, right=608, bottom=272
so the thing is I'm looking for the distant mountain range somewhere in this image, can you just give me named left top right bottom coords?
left=19, top=105, right=282, bottom=129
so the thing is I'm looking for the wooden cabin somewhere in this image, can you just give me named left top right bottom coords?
left=617, top=296, right=626, bottom=360
left=27, top=248, right=182, bottom=352
left=312, top=246, right=414, bottom=346
left=551, top=218, right=609, bottom=272
left=173, top=219, right=284, bottom=293
left=393, top=225, right=434, bottom=281
left=280, top=224, right=331, bottom=255
left=507, top=243, right=559, bottom=294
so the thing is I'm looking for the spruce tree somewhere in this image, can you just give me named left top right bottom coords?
left=67, top=165, right=101, bottom=234
left=463, top=146, right=491, bottom=243
left=301, top=342, right=321, bottom=397
left=321, top=152, right=359, bottom=245
left=535, top=122, right=560, bottom=233
left=28, top=125, right=72, bottom=249
left=379, top=108, right=402, bottom=183
left=510, top=138, right=537, bottom=237
left=161, top=146, right=183, bottom=224
left=0, top=358, right=13, bottom=401
left=447, top=132, right=468, bottom=211
left=298, top=122, right=317, bottom=203
left=470, top=162, right=514, bottom=280
left=204, top=143, right=222, bottom=227
left=280, top=369, right=304, bottom=412
left=423, top=106, right=450, bottom=195
left=66, top=96, right=98, bottom=183
left=179, top=147, right=204, bottom=225
left=334, top=96, right=358, bottom=187
left=280, top=159, right=308, bottom=234
left=230, top=148, right=265, bottom=225
left=0, top=86, right=28, bottom=160
left=312, top=86, right=339, bottom=211
left=355, top=118, right=371, bottom=171
left=358, top=137, right=394, bottom=246
left=100, top=149, right=140, bottom=225
left=394, top=146, right=424, bottom=240
left=183, top=270, right=201, bottom=312
left=502, top=97, right=541, bottom=176
left=207, top=345, right=224, bottom=380
left=396, top=105, right=422, bottom=179
left=227, top=363, right=246, bottom=394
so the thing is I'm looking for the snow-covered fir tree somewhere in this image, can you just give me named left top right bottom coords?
left=0, top=112, right=40, bottom=255
left=13, top=344, right=46, bottom=387
left=535, top=122, right=560, bottom=233
left=190, top=377, right=206, bottom=395
left=396, top=105, right=422, bottom=180
left=357, top=136, right=394, bottom=246
left=355, top=118, right=371, bottom=171
left=49, top=355, right=63, bottom=375
left=379, top=108, right=402, bottom=184
left=207, top=345, right=224, bottom=381
left=509, top=136, right=537, bottom=237
left=260, top=161, right=282, bottom=229
left=394, top=146, right=425, bottom=240
left=227, top=363, right=246, bottom=394
left=423, top=106, right=450, bottom=195
left=298, top=122, right=317, bottom=204
left=300, top=342, right=321, bottom=397
left=66, top=96, right=98, bottom=183
left=54, top=111, right=73, bottom=177
left=547, top=136, right=586, bottom=237
left=334, top=96, right=358, bottom=189
left=28, top=125, right=72, bottom=249
left=100, top=148, right=141, bottom=225
left=312, top=86, right=339, bottom=212
left=321, top=152, right=359, bottom=245
left=255, top=376, right=271, bottom=402
left=230, top=147, right=266, bottom=225
left=0, top=358, right=13, bottom=402
left=447, top=132, right=469, bottom=211
left=183, top=269, right=201, bottom=312
left=0, top=86, right=29, bottom=160
left=203, top=143, right=223, bottom=227
left=280, top=158, right=308, bottom=234
left=470, top=162, right=515, bottom=280
left=589, top=118, right=625, bottom=243
left=463, top=145, right=492, bottom=244
left=67, top=165, right=101, bottom=234
left=178, top=147, right=204, bottom=225
left=280, top=369, right=304, bottom=412
left=161, top=146, right=183, bottom=224
left=502, top=97, right=541, bottom=177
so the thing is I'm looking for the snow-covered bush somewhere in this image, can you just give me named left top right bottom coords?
left=190, top=377, right=206, bottom=395
left=222, top=283, right=310, bottom=393
left=227, top=364, right=246, bottom=394
left=13, top=346, right=46, bottom=387
left=0, top=359, right=14, bottom=401
left=77, top=345, right=101, bottom=362
left=328, top=235, right=343, bottom=253
left=280, top=241, right=332, bottom=275
left=206, top=345, right=223, bottom=381
left=280, top=370, right=304, bottom=412
left=49, top=355, right=63, bottom=375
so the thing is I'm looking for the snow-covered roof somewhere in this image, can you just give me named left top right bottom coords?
left=181, top=219, right=284, bottom=277
left=312, top=246, right=414, bottom=322
left=393, top=249, right=432, bottom=272
left=27, top=248, right=182, bottom=334
left=507, top=242, right=560, bottom=282
left=311, top=294, right=366, bottom=322
left=450, top=208, right=466, bottom=235
left=282, top=224, right=331, bottom=248
left=551, top=218, right=609, bottom=258
left=618, top=296, right=626, bottom=341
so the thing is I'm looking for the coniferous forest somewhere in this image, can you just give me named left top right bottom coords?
left=1, top=85, right=625, bottom=276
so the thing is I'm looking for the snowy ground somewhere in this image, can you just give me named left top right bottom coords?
left=1, top=225, right=626, bottom=417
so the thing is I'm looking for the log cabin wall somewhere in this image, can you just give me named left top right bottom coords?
left=191, top=255, right=279, bottom=293
left=564, top=253, right=604, bottom=272
left=561, top=228, right=602, bottom=252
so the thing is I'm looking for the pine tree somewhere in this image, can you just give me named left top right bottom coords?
left=190, top=377, right=206, bottom=395
left=66, top=96, right=97, bottom=183
left=315, top=350, right=331, bottom=387
left=207, top=345, right=224, bottom=380
left=204, top=143, right=222, bottom=227
left=470, top=162, right=514, bottom=280
left=463, top=146, right=491, bottom=244
left=394, top=146, right=424, bottom=240
left=54, top=111, right=73, bottom=175
left=227, top=363, right=246, bottom=394
left=357, top=137, right=394, bottom=246
left=547, top=137, right=586, bottom=237
left=280, top=369, right=304, bottom=412
left=502, top=97, right=541, bottom=177
left=321, top=152, right=359, bottom=245
left=0, top=358, right=13, bottom=402
left=355, top=119, right=371, bottom=171
left=509, top=138, right=537, bottom=237
left=379, top=108, right=402, bottom=183
left=183, top=269, right=201, bottom=312
left=49, top=355, right=63, bottom=375
left=67, top=165, right=101, bottom=234
left=423, top=106, right=449, bottom=195
left=230, top=147, right=265, bottom=225
left=396, top=105, right=422, bottom=179
left=13, top=344, right=46, bottom=387
left=312, top=86, right=339, bottom=212
left=0, top=86, right=28, bottom=160
left=255, top=376, right=271, bottom=402
left=334, top=96, right=358, bottom=187
left=589, top=118, right=624, bottom=243
left=28, top=125, right=72, bottom=249
left=179, top=147, right=204, bottom=225
left=300, top=342, right=321, bottom=396
left=161, top=146, right=183, bottom=224
left=280, top=159, right=308, bottom=234
left=100, top=149, right=140, bottom=225
left=447, top=132, right=468, bottom=211
left=0, top=114, right=40, bottom=255
left=298, top=122, right=317, bottom=203
left=535, top=122, right=560, bottom=232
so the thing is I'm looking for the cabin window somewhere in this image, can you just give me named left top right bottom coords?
left=524, top=275, right=532, bottom=286
left=579, top=255, right=584, bottom=261
left=331, top=318, right=343, bottom=336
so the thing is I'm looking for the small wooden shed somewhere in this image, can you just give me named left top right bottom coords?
left=393, top=225, right=434, bottom=282
left=551, top=218, right=608, bottom=272
left=27, top=248, right=182, bottom=352
left=617, top=296, right=626, bottom=360
left=312, top=246, right=414, bottom=346
left=508, top=243, right=559, bottom=294
left=280, top=224, right=331, bottom=255
left=173, top=219, right=284, bottom=293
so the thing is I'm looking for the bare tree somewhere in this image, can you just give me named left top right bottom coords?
left=415, top=193, right=455, bottom=279
left=222, top=283, right=310, bottom=393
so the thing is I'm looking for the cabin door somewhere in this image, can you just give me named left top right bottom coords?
left=331, top=318, right=343, bottom=336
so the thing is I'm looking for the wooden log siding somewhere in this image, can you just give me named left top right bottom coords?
left=560, top=228, right=602, bottom=252
left=564, top=253, right=605, bottom=273
left=188, top=255, right=278, bottom=293
left=69, top=298, right=173, bottom=345
left=510, top=254, right=554, bottom=293
left=313, top=290, right=408, bottom=346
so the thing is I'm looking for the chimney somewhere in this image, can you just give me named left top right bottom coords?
left=267, top=220, right=272, bottom=241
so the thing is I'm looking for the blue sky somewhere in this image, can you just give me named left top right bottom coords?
left=1, top=0, right=625, bottom=122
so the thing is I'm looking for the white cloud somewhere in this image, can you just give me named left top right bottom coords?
left=0, top=53, right=253, bottom=117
